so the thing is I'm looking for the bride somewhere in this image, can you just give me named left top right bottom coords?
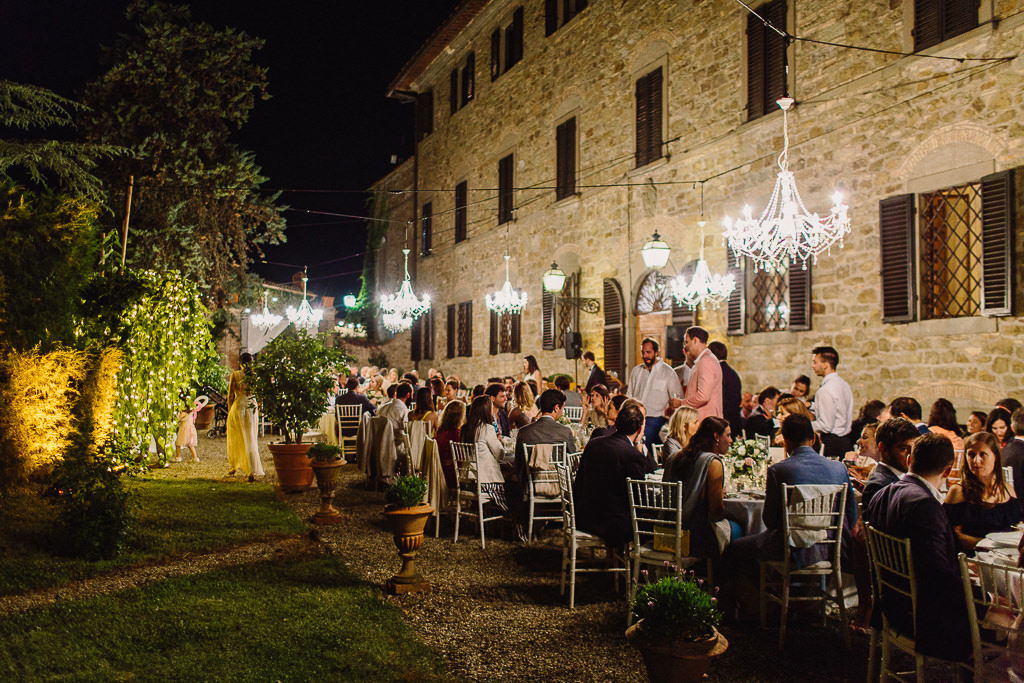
left=226, top=353, right=264, bottom=481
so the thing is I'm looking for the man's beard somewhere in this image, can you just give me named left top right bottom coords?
left=644, top=357, right=655, bottom=367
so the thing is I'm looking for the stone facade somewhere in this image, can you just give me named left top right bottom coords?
left=368, top=0, right=1024, bottom=412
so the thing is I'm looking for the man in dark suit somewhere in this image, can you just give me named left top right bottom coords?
left=709, top=341, right=742, bottom=440
left=888, top=396, right=929, bottom=436
left=337, top=376, right=376, bottom=418
left=743, top=386, right=779, bottom=441
left=863, top=433, right=971, bottom=662
left=861, top=417, right=919, bottom=508
left=1002, top=408, right=1024, bottom=500
left=574, top=402, right=653, bottom=547
left=512, top=389, right=577, bottom=537
left=582, top=351, right=608, bottom=393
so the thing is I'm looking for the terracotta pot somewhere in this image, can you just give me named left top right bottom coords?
left=625, top=622, right=728, bottom=683
left=310, top=460, right=344, bottom=524
left=382, top=503, right=435, bottom=594
left=268, top=442, right=314, bottom=492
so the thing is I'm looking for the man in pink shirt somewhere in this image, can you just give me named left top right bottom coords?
left=680, top=326, right=723, bottom=421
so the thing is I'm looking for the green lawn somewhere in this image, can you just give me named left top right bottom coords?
left=0, top=555, right=449, bottom=682
left=0, top=478, right=307, bottom=595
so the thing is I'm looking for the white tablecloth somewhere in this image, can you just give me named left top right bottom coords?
left=724, top=495, right=766, bottom=536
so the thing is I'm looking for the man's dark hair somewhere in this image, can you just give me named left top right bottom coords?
left=615, top=403, right=646, bottom=435
left=998, top=398, right=1023, bottom=415
left=503, top=376, right=515, bottom=383
left=583, top=351, right=595, bottom=362
left=641, top=337, right=659, bottom=353
left=875, top=417, right=920, bottom=450
left=610, top=394, right=628, bottom=410
left=554, top=375, right=570, bottom=390
left=538, top=388, right=566, bottom=414
left=403, top=373, right=418, bottom=385
left=686, top=326, right=710, bottom=345
left=486, top=377, right=502, bottom=384
left=780, top=414, right=815, bottom=446
left=484, top=383, right=504, bottom=398
left=386, top=384, right=398, bottom=398
left=757, top=386, right=781, bottom=405
left=889, top=396, right=922, bottom=421
left=395, top=382, right=413, bottom=400
left=708, top=340, right=727, bottom=360
left=345, top=375, right=359, bottom=391
left=471, top=384, right=485, bottom=398
left=811, top=345, right=839, bottom=369
left=1012, top=408, right=1024, bottom=436
left=239, top=352, right=253, bottom=365
left=445, top=379, right=460, bottom=391
left=909, top=432, right=955, bottom=477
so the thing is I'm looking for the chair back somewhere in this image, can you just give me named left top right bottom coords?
left=338, top=388, right=348, bottom=396
left=524, top=443, right=567, bottom=498
left=780, top=484, right=847, bottom=554
left=1004, top=466, right=1014, bottom=486
left=567, top=451, right=583, bottom=477
left=627, top=478, right=685, bottom=560
left=408, top=420, right=430, bottom=472
left=338, top=403, right=362, bottom=420
left=756, top=434, right=771, bottom=450
left=451, top=441, right=478, bottom=489
left=959, top=551, right=1024, bottom=674
left=563, top=406, right=583, bottom=423
left=652, top=443, right=664, bottom=464
left=367, top=416, right=397, bottom=479
left=864, top=523, right=918, bottom=637
left=556, top=463, right=577, bottom=532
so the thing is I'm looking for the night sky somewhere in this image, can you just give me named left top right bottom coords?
left=0, top=0, right=459, bottom=302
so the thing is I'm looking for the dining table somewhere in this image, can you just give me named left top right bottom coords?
left=647, top=469, right=766, bottom=538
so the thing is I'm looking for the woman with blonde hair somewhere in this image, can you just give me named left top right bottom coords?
left=508, top=381, right=538, bottom=429
left=773, top=396, right=817, bottom=449
left=662, top=406, right=699, bottom=463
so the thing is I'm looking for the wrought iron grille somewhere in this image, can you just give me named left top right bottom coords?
left=920, top=182, right=983, bottom=319
left=498, top=311, right=519, bottom=353
left=750, top=260, right=788, bottom=332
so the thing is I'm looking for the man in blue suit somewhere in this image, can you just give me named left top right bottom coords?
left=861, top=417, right=920, bottom=508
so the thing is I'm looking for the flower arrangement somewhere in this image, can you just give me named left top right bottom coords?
left=725, top=438, right=769, bottom=489
left=630, top=566, right=722, bottom=643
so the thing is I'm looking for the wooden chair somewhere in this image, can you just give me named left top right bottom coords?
left=556, top=464, right=628, bottom=608
left=451, top=441, right=504, bottom=549
left=959, top=552, right=1024, bottom=682
left=336, top=403, right=362, bottom=461
left=760, top=483, right=850, bottom=651
left=524, top=442, right=567, bottom=542
left=864, top=523, right=924, bottom=682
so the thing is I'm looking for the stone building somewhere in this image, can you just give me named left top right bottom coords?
left=366, top=0, right=1024, bottom=413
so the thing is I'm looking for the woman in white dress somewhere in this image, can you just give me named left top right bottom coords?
left=459, top=395, right=507, bottom=508
left=226, top=352, right=264, bottom=481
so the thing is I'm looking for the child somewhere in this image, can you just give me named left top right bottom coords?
left=174, top=399, right=201, bottom=462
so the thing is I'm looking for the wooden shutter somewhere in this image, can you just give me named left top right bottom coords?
left=510, top=7, right=524, bottom=66
left=411, top=315, right=422, bottom=361
left=446, top=304, right=456, bottom=358
left=545, top=0, right=558, bottom=35
left=542, top=288, right=555, bottom=350
left=416, top=91, right=433, bottom=141
left=458, top=301, right=473, bottom=357
left=556, top=117, right=576, bottom=200
left=576, top=0, right=588, bottom=12
left=746, top=8, right=766, bottom=120
left=787, top=258, right=812, bottom=330
left=980, top=169, right=1015, bottom=316
left=913, top=0, right=942, bottom=50
left=944, top=0, right=978, bottom=41
left=635, top=68, right=662, bottom=168
left=420, top=202, right=432, bottom=255
left=449, top=69, right=459, bottom=114
left=726, top=250, right=746, bottom=335
left=489, top=311, right=499, bottom=355
left=498, top=154, right=514, bottom=224
left=490, top=29, right=501, bottom=81
left=455, top=181, right=467, bottom=242
left=461, top=53, right=475, bottom=106
left=879, top=194, right=917, bottom=323
left=423, top=309, right=434, bottom=360
left=764, top=0, right=788, bottom=107
left=511, top=312, right=521, bottom=354
left=603, top=279, right=625, bottom=382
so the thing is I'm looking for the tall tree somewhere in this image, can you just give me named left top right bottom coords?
left=80, top=0, right=286, bottom=301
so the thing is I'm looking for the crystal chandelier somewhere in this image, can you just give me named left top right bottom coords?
left=486, top=254, right=528, bottom=315
left=379, top=248, right=430, bottom=333
left=250, top=290, right=282, bottom=329
left=286, top=269, right=323, bottom=330
left=723, top=97, right=850, bottom=271
left=671, top=225, right=736, bottom=310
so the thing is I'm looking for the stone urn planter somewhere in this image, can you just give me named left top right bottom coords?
left=268, top=442, right=314, bottom=492
left=308, top=442, right=344, bottom=524
left=625, top=622, right=728, bottom=683
left=382, top=503, right=435, bottom=594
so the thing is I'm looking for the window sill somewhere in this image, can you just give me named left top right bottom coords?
left=742, top=329, right=801, bottom=345
left=628, top=156, right=669, bottom=177
left=900, top=316, right=997, bottom=337
left=552, top=192, right=580, bottom=208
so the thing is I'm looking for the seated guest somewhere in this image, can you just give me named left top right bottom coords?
left=429, top=376, right=444, bottom=401
left=508, top=381, right=539, bottom=429
left=458, top=396, right=506, bottom=489
left=382, top=382, right=398, bottom=404
left=943, top=430, right=1023, bottom=551
left=966, top=410, right=987, bottom=435
left=485, top=383, right=511, bottom=436
left=986, top=407, right=1015, bottom=448
left=579, top=384, right=611, bottom=431
left=442, top=379, right=460, bottom=406
left=526, top=378, right=539, bottom=397
left=888, top=396, right=929, bottom=436
left=771, top=395, right=816, bottom=448
left=740, top=392, right=755, bottom=422
left=591, top=395, right=628, bottom=439
left=408, top=386, right=439, bottom=434
left=864, top=433, right=971, bottom=662
left=434, top=400, right=466, bottom=489
left=850, top=399, right=886, bottom=441
left=574, top=402, right=654, bottom=547
left=861, top=418, right=919, bottom=508
left=513, top=389, right=577, bottom=538
left=790, top=374, right=812, bottom=406
left=554, top=375, right=581, bottom=408
left=662, top=406, right=700, bottom=464
left=744, top=386, right=780, bottom=441
left=1002, top=408, right=1024, bottom=500
left=664, top=416, right=733, bottom=557
left=378, top=381, right=412, bottom=443
left=927, top=397, right=964, bottom=455
left=337, top=376, right=376, bottom=419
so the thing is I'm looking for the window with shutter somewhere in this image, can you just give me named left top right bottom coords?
left=980, top=170, right=1015, bottom=316
left=491, top=29, right=501, bottom=81
left=547, top=0, right=587, bottom=35
left=635, top=68, right=663, bottom=168
left=461, top=53, right=475, bottom=107
left=420, top=202, right=432, bottom=256
left=454, top=181, right=467, bottom=243
left=422, top=308, right=434, bottom=360
left=498, top=154, right=514, bottom=224
left=411, top=315, right=422, bottom=362
left=542, top=289, right=555, bottom=350
left=603, top=279, right=625, bottom=382
left=446, top=304, right=456, bottom=358
left=457, top=301, right=473, bottom=357
left=879, top=194, right=916, bottom=323
left=489, top=311, right=499, bottom=355
left=545, top=0, right=558, bottom=36
left=509, top=8, right=524, bottom=68
left=920, top=181, right=983, bottom=319
left=416, top=91, right=433, bottom=141
left=746, top=0, right=787, bottom=122
left=726, top=250, right=746, bottom=335
left=750, top=261, right=789, bottom=332
left=510, top=311, right=521, bottom=354
left=557, top=273, right=580, bottom=348
left=914, top=0, right=978, bottom=52
left=787, top=261, right=812, bottom=331
left=490, top=311, right=520, bottom=354
left=556, top=117, right=577, bottom=200
left=449, top=69, right=459, bottom=115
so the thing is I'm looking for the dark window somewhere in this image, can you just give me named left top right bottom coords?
left=454, top=181, right=468, bottom=243
left=746, top=0, right=787, bottom=121
left=490, top=29, right=501, bottom=81
left=415, top=90, right=433, bottom=141
left=543, top=271, right=578, bottom=350
left=546, top=0, right=587, bottom=36
left=412, top=308, right=434, bottom=361
left=913, top=0, right=978, bottom=51
left=505, top=8, right=524, bottom=71
left=446, top=304, right=456, bottom=358
left=556, top=117, right=577, bottom=200
left=420, top=202, right=432, bottom=256
left=602, top=278, right=625, bottom=382
left=498, top=154, right=514, bottom=224
left=461, top=52, right=475, bottom=107
left=635, top=67, right=663, bottom=168
left=542, top=288, right=555, bottom=351
left=489, top=311, right=521, bottom=354
left=449, top=69, right=459, bottom=115
left=457, top=301, right=473, bottom=357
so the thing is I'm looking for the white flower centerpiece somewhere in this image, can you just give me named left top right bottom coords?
left=724, top=438, right=769, bottom=493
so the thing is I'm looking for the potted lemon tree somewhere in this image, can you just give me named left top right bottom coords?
left=382, top=474, right=434, bottom=595
left=245, top=326, right=351, bottom=492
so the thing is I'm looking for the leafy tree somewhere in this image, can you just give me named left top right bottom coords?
left=80, top=0, right=286, bottom=301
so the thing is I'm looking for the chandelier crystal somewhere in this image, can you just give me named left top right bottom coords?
left=379, top=248, right=430, bottom=333
left=250, top=291, right=283, bottom=329
left=286, top=270, right=324, bottom=330
left=671, top=226, right=736, bottom=310
left=723, top=97, right=850, bottom=271
left=486, top=254, right=528, bottom=315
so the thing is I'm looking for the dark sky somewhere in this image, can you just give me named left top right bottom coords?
left=0, top=0, right=458, bottom=302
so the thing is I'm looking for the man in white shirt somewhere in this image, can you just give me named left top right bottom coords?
left=627, top=337, right=682, bottom=460
left=809, top=345, right=853, bottom=459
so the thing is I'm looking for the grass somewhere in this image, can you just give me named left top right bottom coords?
left=0, top=555, right=449, bottom=682
left=0, top=478, right=307, bottom=595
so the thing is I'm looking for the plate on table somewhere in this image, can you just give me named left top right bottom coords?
left=739, top=489, right=766, bottom=499
left=978, top=547, right=1019, bottom=568
left=986, top=530, right=1024, bottom=547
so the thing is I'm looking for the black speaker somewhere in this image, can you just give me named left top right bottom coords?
left=665, top=325, right=686, bottom=361
left=564, top=332, right=582, bottom=359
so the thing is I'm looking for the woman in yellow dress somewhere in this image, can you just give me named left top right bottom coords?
left=226, top=353, right=264, bottom=481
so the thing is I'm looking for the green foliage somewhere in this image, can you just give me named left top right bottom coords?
left=245, top=326, right=353, bottom=444
left=79, top=0, right=286, bottom=301
left=194, top=343, right=228, bottom=396
left=307, top=442, right=342, bottom=462
left=368, top=350, right=389, bottom=369
left=630, top=569, right=722, bottom=642
left=385, top=474, right=428, bottom=508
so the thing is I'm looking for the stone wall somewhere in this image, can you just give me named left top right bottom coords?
left=368, top=0, right=1024, bottom=412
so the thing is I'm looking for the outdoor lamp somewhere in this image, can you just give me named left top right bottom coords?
left=542, top=262, right=567, bottom=292
left=640, top=231, right=671, bottom=269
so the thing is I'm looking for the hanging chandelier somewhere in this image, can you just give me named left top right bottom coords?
left=723, top=97, right=850, bottom=271
left=379, top=248, right=430, bottom=333
left=672, top=225, right=736, bottom=310
left=640, top=231, right=671, bottom=269
left=250, top=290, right=283, bottom=329
left=486, top=253, right=528, bottom=315
left=286, top=269, right=323, bottom=330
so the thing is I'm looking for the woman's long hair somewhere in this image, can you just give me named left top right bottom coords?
left=666, top=407, right=699, bottom=447
left=959, top=431, right=1009, bottom=504
left=460, top=395, right=494, bottom=442
left=414, top=386, right=434, bottom=415
left=986, top=407, right=1015, bottom=445
left=437, top=399, right=465, bottom=434
left=670, top=416, right=729, bottom=481
left=776, top=396, right=813, bottom=420
left=927, top=397, right=962, bottom=436
left=524, top=355, right=540, bottom=376
left=513, top=381, right=535, bottom=411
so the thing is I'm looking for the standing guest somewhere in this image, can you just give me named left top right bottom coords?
left=592, top=395, right=628, bottom=440
left=850, top=399, right=886, bottom=442
left=574, top=402, right=654, bottom=547
left=174, top=399, right=200, bottom=463
left=226, top=353, right=263, bottom=482
left=986, top=407, right=1015, bottom=447
left=580, top=384, right=611, bottom=431
left=485, top=383, right=511, bottom=436
left=966, top=410, right=987, bottom=435
left=744, top=386, right=780, bottom=441
left=434, top=400, right=465, bottom=489
left=740, top=392, right=755, bottom=423
left=944, top=431, right=1023, bottom=551
left=408, top=387, right=439, bottom=434
left=927, top=398, right=964, bottom=455
left=554, top=375, right=581, bottom=408
left=679, top=327, right=723, bottom=421
left=509, top=381, right=539, bottom=428
left=662, top=406, right=700, bottom=464
left=522, top=355, right=543, bottom=389
left=582, top=351, right=608, bottom=393
left=1001, top=408, right=1024, bottom=500
left=809, top=345, right=854, bottom=459
left=861, top=418, right=919, bottom=508
left=378, top=381, right=412, bottom=444
left=888, top=397, right=929, bottom=436
left=863, top=433, right=971, bottom=663
left=627, top=337, right=683, bottom=460
left=708, top=340, right=742, bottom=439
left=503, top=376, right=515, bottom=399
left=790, top=375, right=812, bottom=406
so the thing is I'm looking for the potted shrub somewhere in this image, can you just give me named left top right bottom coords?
left=626, top=568, right=728, bottom=683
left=307, top=442, right=344, bottom=524
left=382, top=474, right=434, bottom=595
left=245, top=326, right=352, bottom=492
